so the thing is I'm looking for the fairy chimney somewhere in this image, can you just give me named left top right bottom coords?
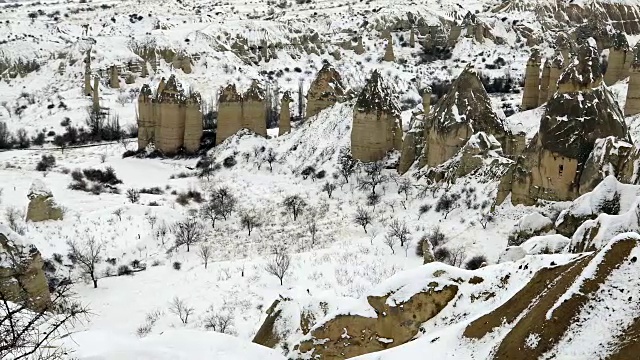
left=83, top=49, right=92, bottom=96
left=383, top=34, right=395, bottom=62
left=109, top=65, right=120, bottom=88
left=279, top=91, right=292, bottom=136
left=351, top=70, right=403, bottom=162
left=92, top=76, right=100, bottom=111
left=183, top=92, right=202, bottom=153
left=521, top=49, right=541, bottom=110
left=625, top=41, right=640, bottom=116
left=422, top=87, right=432, bottom=114
left=498, top=43, right=628, bottom=205
left=137, top=84, right=154, bottom=149
left=354, top=37, right=365, bottom=55
left=242, top=80, right=267, bottom=138
left=409, top=28, right=416, bottom=48
left=604, top=32, right=629, bottom=86
left=156, top=75, right=185, bottom=154
left=216, top=84, right=243, bottom=145
left=306, top=63, right=345, bottom=118
left=547, top=52, right=564, bottom=100
left=538, top=59, right=551, bottom=105
left=140, top=61, right=149, bottom=78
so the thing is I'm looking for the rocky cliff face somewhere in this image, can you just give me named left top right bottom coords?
left=498, top=43, right=629, bottom=205
left=0, top=225, right=51, bottom=311
left=216, top=81, right=267, bottom=145
left=350, top=70, right=402, bottom=162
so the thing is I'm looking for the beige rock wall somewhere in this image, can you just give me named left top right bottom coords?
left=92, top=77, right=100, bottom=111
left=605, top=49, right=627, bottom=85
left=137, top=86, right=154, bottom=150
left=351, top=111, right=402, bottom=162
left=156, top=102, right=185, bottom=154
left=383, top=35, right=395, bottom=62
left=548, top=57, right=563, bottom=101
left=625, top=44, right=640, bottom=116
left=242, top=100, right=267, bottom=137
left=109, top=65, right=120, bottom=88
left=216, top=85, right=244, bottom=145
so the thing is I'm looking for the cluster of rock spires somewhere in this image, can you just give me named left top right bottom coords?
left=137, top=75, right=203, bottom=154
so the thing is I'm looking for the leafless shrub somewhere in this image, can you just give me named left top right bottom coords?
left=168, top=296, right=194, bottom=324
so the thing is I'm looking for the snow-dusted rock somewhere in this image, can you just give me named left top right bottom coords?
left=26, top=180, right=63, bottom=222
left=508, top=212, right=554, bottom=246
left=498, top=246, right=527, bottom=263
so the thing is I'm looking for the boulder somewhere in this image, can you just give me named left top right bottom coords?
left=508, top=212, right=554, bottom=246
left=579, top=136, right=633, bottom=195
left=0, top=224, right=51, bottom=311
left=26, top=180, right=63, bottom=222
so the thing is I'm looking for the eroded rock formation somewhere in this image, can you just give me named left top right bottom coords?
left=306, top=63, right=345, bottom=118
left=0, top=226, right=51, bottom=311
left=295, top=283, right=457, bottom=359
left=350, top=70, right=402, bottom=162
left=136, top=75, right=202, bottom=154
left=26, top=180, right=63, bottom=222
left=498, top=43, right=629, bottom=205
left=521, top=49, right=541, bottom=110
left=625, top=41, right=640, bottom=116
left=604, top=31, right=630, bottom=85
left=279, top=91, right=292, bottom=136
left=109, top=65, right=120, bottom=88
left=216, top=80, right=267, bottom=145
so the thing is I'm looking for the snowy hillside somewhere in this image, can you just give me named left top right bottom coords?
left=2, top=0, right=640, bottom=358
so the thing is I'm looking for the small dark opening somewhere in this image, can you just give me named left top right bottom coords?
left=559, top=164, right=564, bottom=176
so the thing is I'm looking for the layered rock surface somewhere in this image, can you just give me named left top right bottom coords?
left=26, top=180, right=63, bottom=222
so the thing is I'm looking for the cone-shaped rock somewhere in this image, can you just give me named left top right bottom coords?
left=279, top=91, right=292, bottom=136
left=521, top=48, right=541, bottom=110
left=216, top=84, right=244, bottom=145
left=306, top=63, right=345, bottom=118
left=422, top=65, right=509, bottom=168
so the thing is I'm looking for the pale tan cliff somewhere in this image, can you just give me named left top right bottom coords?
left=306, top=63, right=345, bottom=118
left=351, top=70, right=403, bottom=162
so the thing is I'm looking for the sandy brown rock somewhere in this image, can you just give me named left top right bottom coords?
left=26, top=181, right=63, bottom=222
left=306, top=63, right=345, bottom=118
left=604, top=32, right=630, bottom=85
left=109, top=65, right=120, bottom=88
left=279, top=91, right=292, bottom=136
left=624, top=41, right=640, bottom=116
left=500, top=43, right=628, bottom=205
left=521, top=49, right=541, bottom=110
left=351, top=70, right=402, bottom=162
left=0, top=229, right=51, bottom=311
left=296, top=284, right=458, bottom=359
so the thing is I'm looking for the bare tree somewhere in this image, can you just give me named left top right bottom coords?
left=113, top=208, right=123, bottom=221
left=67, top=237, right=104, bottom=288
left=240, top=211, right=261, bottom=236
left=283, top=195, right=306, bottom=221
left=338, top=147, right=357, bottom=183
left=397, top=178, right=412, bottom=201
left=353, top=206, right=372, bottom=233
left=172, top=216, right=205, bottom=252
left=369, top=227, right=379, bottom=245
left=384, top=234, right=397, bottom=254
left=435, top=192, right=461, bottom=219
left=322, top=181, right=336, bottom=198
left=388, top=219, right=411, bottom=247
left=197, top=244, right=213, bottom=269
left=203, top=308, right=235, bottom=334
left=358, top=161, right=387, bottom=195
left=418, top=203, right=432, bottom=219
left=5, top=206, right=25, bottom=235
left=1, top=283, right=88, bottom=360
left=478, top=212, right=495, bottom=229
left=306, top=214, right=319, bottom=245
left=265, top=148, right=277, bottom=172
left=146, top=214, right=158, bottom=229
left=265, top=248, right=292, bottom=286
left=168, top=296, right=194, bottom=324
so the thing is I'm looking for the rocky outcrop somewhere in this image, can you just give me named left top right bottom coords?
left=26, top=180, right=63, bottom=222
left=537, top=59, right=551, bottom=105
left=137, top=75, right=203, bottom=154
left=92, top=76, right=100, bottom=111
left=350, top=70, right=402, bottom=162
left=0, top=225, right=51, bottom=311
left=216, top=80, right=267, bottom=145
left=507, top=212, right=553, bottom=246
left=306, top=63, right=345, bottom=118
left=578, top=136, right=633, bottom=195
left=604, top=31, right=630, bottom=86
left=421, top=132, right=512, bottom=184
left=498, top=43, right=629, bottom=205
left=464, top=234, right=640, bottom=360
left=279, top=91, right=292, bottom=136
left=172, top=53, right=192, bottom=74
left=547, top=52, right=564, bottom=100
left=419, top=66, right=511, bottom=169
left=295, top=282, right=457, bottom=359
left=624, top=41, right=640, bottom=116
left=398, top=88, right=431, bottom=174
left=521, top=48, right=541, bottom=110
